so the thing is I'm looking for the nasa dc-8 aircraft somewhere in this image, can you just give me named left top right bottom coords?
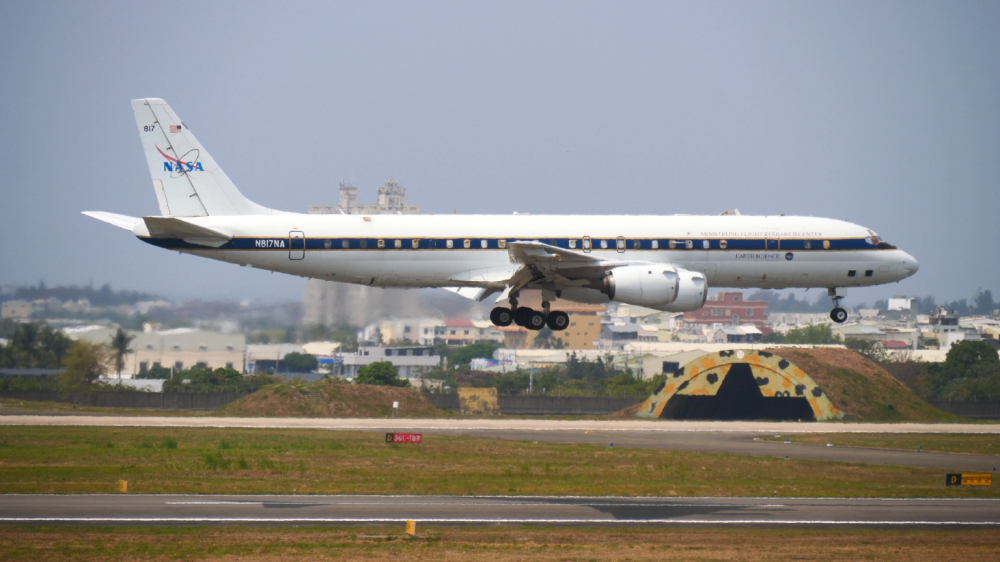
left=86, top=99, right=919, bottom=331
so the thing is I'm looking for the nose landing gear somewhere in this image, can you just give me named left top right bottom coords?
left=828, top=287, right=848, bottom=324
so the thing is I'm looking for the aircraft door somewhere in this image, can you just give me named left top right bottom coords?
left=289, top=231, right=305, bottom=260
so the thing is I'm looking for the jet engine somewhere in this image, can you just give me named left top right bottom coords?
left=601, top=265, right=707, bottom=312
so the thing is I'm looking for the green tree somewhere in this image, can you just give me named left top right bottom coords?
left=163, top=367, right=274, bottom=393
left=926, top=340, right=1000, bottom=399
left=58, top=340, right=110, bottom=395
left=449, top=342, right=502, bottom=368
left=784, top=324, right=839, bottom=344
left=761, top=331, right=786, bottom=344
left=109, top=327, right=135, bottom=378
left=532, top=327, right=565, bottom=350
left=283, top=352, right=318, bottom=373
left=354, top=361, right=409, bottom=387
left=844, top=338, right=889, bottom=362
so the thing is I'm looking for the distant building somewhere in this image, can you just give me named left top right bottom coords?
left=711, top=325, right=763, bottom=344
left=303, top=180, right=422, bottom=327
left=683, top=292, right=768, bottom=328
left=337, top=346, right=439, bottom=379
left=66, top=326, right=246, bottom=376
left=1, top=300, right=32, bottom=320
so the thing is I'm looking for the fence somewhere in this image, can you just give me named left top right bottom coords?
left=0, top=390, right=250, bottom=410
left=425, top=394, right=640, bottom=415
left=928, top=400, right=1000, bottom=419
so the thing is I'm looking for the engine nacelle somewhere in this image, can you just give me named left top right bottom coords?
left=663, top=267, right=708, bottom=312
left=602, top=265, right=707, bottom=311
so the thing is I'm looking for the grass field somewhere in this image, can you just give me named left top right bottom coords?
left=0, top=426, right=996, bottom=497
left=1, top=526, right=998, bottom=561
left=763, top=433, right=1000, bottom=456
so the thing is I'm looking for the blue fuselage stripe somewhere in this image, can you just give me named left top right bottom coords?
left=140, top=236, right=882, bottom=252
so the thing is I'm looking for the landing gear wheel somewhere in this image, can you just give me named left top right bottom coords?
left=546, top=311, right=570, bottom=331
left=514, top=307, right=535, bottom=327
left=830, top=307, right=848, bottom=323
left=526, top=310, right=547, bottom=331
left=490, top=307, right=513, bottom=327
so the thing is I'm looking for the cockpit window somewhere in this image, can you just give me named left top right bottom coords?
left=868, top=230, right=897, bottom=250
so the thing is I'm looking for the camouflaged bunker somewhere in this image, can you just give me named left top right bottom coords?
left=637, top=349, right=843, bottom=421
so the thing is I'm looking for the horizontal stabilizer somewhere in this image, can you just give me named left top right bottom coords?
left=142, top=216, right=232, bottom=248
left=81, top=211, right=142, bottom=230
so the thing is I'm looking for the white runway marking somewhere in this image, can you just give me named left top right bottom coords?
left=164, top=501, right=786, bottom=507
left=0, top=517, right=996, bottom=525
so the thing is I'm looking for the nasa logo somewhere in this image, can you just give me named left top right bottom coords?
left=156, top=145, right=203, bottom=173
left=785, top=252, right=794, bottom=261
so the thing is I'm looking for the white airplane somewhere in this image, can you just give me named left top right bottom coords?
left=86, top=99, right=918, bottom=330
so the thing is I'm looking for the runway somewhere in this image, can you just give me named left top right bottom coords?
left=3, top=415, right=998, bottom=470
left=0, top=495, right=996, bottom=526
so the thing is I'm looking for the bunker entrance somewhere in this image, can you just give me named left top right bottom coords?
left=658, top=363, right=816, bottom=421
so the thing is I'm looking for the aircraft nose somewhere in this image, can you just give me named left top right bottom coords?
left=901, top=252, right=919, bottom=277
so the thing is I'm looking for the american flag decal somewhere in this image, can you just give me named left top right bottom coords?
left=170, top=125, right=182, bottom=133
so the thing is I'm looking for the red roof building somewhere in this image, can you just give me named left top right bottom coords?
left=683, top=292, right=768, bottom=328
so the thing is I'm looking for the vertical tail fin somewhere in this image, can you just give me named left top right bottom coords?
left=131, top=98, right=271, bottom=216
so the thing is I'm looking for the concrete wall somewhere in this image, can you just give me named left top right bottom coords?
left=424, top=394, right=639, bottom=415
left=0, top=390, right=250, bottom=410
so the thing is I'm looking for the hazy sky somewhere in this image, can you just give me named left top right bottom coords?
left=1, top=1, right=997, bottom=306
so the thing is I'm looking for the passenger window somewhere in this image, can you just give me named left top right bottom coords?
left=720, top=240, right=728, bottom=249
left=569, top=239, right=577, bottom=249
left=446, top=240, right=453, bottom=249
left=498, top=240, right=506, bottom=249
left=463, top=239, right=471, bottom=249
left=412, top=239, right=419, bottom=249
left=651, top=240, right=658, bottom=249
left=480, top=240, right=487, bottom=248
left=669, top=240, right=677, bottom=249
left=804, top=241, right=812, bottom=249
left=377, top=239, right=385, bottom=249
left=394, top=239, right=402, bottom=249
left=600, top=240, right=608, bottom=249
left=702, top=240, right=709, bottom=249
left=865, top=270, right=874, bottom=277
left=848, top=270, right=856, bottom=277
left=324, top=240, right=332, bottom=249
left=582, top=237, right=591, bottom=252
left=342, top=240, right=349, bottom=249
left=616, top=237, right=625, bottom=251
left=685, top=240, right=693, bottom=249
left=823, top=240, right=830, bottom=249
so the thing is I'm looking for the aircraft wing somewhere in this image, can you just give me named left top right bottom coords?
left=503, top=240, right=640, bottom=296
left=142, top=217, right=232, bottom=248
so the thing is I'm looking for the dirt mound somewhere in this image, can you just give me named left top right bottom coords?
left=762, top=347, right=957, bottom=422
left=221, top=378, right=444, bottom=418
left=610, top=347, right=959, bottom=422
left=605, top=401, right=644, bottom=420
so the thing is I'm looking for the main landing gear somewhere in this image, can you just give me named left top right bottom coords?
left=828, top=287, right=848, bottom=324
left=490, top=296, right=569, bottom=332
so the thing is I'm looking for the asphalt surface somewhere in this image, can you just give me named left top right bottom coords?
left=0, top=495, right=996, bottom=526
left=3, top=415, right=998, bottom=470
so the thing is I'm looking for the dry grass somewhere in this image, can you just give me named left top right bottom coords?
left=0, top=526, right=998, bottom=561
left=220, top=379, right=446, bottom=418
left=0, top=426, right=996, bottom=498
left=766, top=348, right=957, bottom=422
